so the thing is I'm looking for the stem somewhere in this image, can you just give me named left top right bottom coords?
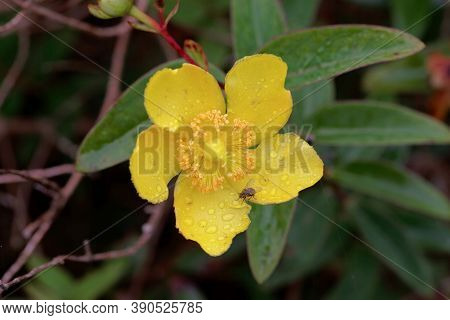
left=129, top=6, right=196, bottom=65
left=159, top=28, right=196, bottom=64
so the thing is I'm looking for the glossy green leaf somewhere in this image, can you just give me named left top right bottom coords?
left=247, top=199, right=297, bottom=283
left=326, top=246, right=381, bottom=299
left=310, top=101, right=450, bottom=145
left=71, top=258, right=129, bottom=299
left=76, top=60, right=225, bottom=172
left=289, top=79, right=335, bottom=126
left=231, top=0, right=286, bottom=58
left=354, top=203, right=435, bottom=296
left=264, top=188, right=349, bottom=289
left=331, top=160, right=450, bottom=220
left=389, top=0, right=431, bottom=38
left=261, top=25, right=424, bottom=89
left=283, top=0, right=321, bottom=29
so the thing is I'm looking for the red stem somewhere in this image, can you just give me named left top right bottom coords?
left=159, top=27, right=196, bottom=65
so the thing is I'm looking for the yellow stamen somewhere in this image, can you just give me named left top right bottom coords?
left=177, top=110, right=255, bottom=192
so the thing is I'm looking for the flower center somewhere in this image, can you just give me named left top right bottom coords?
left=178, top=110, right=255, bottom=192
left=205, top=139, right=227, bottom=161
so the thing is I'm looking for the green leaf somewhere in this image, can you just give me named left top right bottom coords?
left=354, top=203, right=435, bottom=296
left=326, top=245, right=381, bottom=299
left=76, top=60, right=225, bottom=172
left=363, top=59, right=428, bottom=95
left=331, top=160, right=450, bottom=220
left=363, top=41, right=450, bottom=96
left=26, top=255, right=74, bottom=299
left=395, top=210, right=450, bottom=254
left=261, top=25, right=424, bottom=89
left=283, top=0, right=321, bottom=29
left=264, top=188, right=349, bottom=289
left=288, top=79, right=335, bottom=126
left=184, top=39, right=208, bottom=70
left=24, top=283, right=61, bottom=300
left=310, top=101, right=450, bottom=145
left=247, top=199, right=297, bottom=283
left=389, top=0, right=431, bottom=38
left=70, top=258, right=129, bottom=299
left=231, top=0, right=286, bottom=58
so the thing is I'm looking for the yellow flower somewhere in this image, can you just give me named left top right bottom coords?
left=130, top=54, right=323, bottom=256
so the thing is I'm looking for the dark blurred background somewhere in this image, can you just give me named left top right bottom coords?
left=0, top=0, right=449, bottom=299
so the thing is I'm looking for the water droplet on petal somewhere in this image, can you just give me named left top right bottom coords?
left=185, top=197, right=192, bottom=204
left=206, top=226, right=217, bottom=234
left=156, top=185, right=162, bottom=192
left=222, top=213, right=234, bottom=221
left=230, top=200, right=245, bottom=208
left=219, top=202, right=225, bottom=209
left=208, top=209, right=215, bottom=215
left=199, top=220, right=207, bottom=227
left=184, top=218, right=193, bottom=226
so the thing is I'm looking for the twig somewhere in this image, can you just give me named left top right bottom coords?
left=0, top=172, right=82, bottom=289
left=11, top=0, right=130, bottom=37
left=98, top=25, right=131, bottom=117
left=124, top=204, right=170, bottom=298
left=82, top=240, right=93, bottom=260
left=0, top=118, right=53, bottom=135
left=0, top=130, right=27, bottom=248
left=22, top=210, right=52, bottom=240
left=0, top=28, right=29, bottom=109
left=0, top=164, right=74, bottom=184
left=98, top=0, right=148, bottom=117
left=55, top=136, right=78, bottom=160
left=0, top=202, right=168, bottom=292
left=0, top=168, right=60, bottom=197
left=0, top=192, right=16, bottom=209
left=0, top=11, right=25, bottom=36
left=0, top=0, right=32, bottom=37
left=0, top=0, right=157, bottom=296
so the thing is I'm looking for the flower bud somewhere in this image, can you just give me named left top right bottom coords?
left=88, top=4, right=113, bottom=19
left=96, top=0, right=134, bottom=18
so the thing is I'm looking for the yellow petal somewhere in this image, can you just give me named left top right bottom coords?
left=144, top=64, right=226, bottom=131
left=225, top=54, right=292, bottom=144
left=174, top=174, right=251, bottom=256
left=129, top=125, right=180, bottom=203
left=233, top=133, right=323, bottom=204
